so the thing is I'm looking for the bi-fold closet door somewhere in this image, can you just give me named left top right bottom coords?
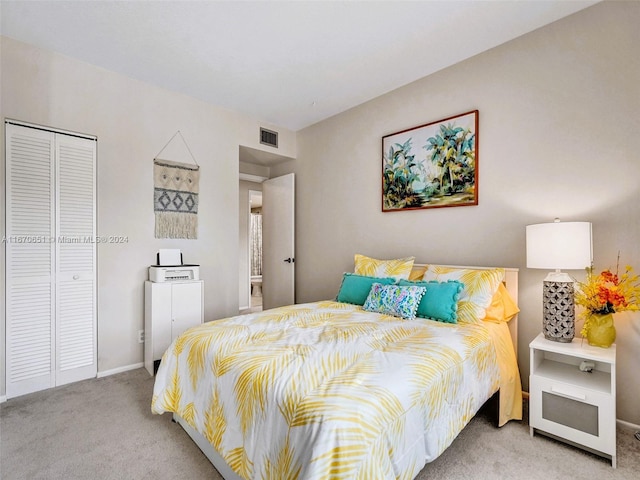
left=5, top=122, right=97, bottom=399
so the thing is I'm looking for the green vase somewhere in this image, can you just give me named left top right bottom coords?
left=586, top=313, right=616, bottom=348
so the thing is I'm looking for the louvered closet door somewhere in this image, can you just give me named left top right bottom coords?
left=5, top=123, right=97, bottom=398
left=55, top=133, right=97, bottom=386
left=5, top=124, right=56, bottom=398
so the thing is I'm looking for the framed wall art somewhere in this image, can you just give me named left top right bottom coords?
left=382, top=110, right=478, bottom=211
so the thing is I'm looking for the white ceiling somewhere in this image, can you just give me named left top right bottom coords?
left=1, top=0, right=599, bottom=131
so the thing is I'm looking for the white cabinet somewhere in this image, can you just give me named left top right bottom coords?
left=529, top=333, right=616, bottom=467
left=5, top=122, right=97, bottom=398
left=144, top=280, right=204, bottom=375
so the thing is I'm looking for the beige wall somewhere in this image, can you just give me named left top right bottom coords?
left=293, top=2, right=640, bottom=424
left=0, top=36, right=296, bottom=395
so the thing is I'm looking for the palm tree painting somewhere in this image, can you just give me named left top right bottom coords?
left=382, top=110, right=478, bottom=211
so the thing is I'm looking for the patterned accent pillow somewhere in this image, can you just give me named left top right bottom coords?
left=354, top=254, right=415, bottom=281
left=421, top=266, right=505, bottom=323
left=362, top=283, right=426, bottom=320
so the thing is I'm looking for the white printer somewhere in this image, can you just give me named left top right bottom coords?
left=148, top=249, right=200, bottom=282
left=149, top=265, right=199, bottom=282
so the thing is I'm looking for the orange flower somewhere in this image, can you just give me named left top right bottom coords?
left=575, top=262, right=640, bottom=316
left=576, top=260, right=640, bottom=338
left=600, top=270, right=619, bottom=284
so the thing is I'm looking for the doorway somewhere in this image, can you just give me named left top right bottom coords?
left=238, top=145, right=295, bottom=314
left=248, top=190, right=263, bottom=313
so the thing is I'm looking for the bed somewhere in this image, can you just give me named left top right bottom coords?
left=151, top=263, right=522, bottom=480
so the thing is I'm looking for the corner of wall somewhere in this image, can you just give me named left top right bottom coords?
left=0, top=120, right=6, bottom=398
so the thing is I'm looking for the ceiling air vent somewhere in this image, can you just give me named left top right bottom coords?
left=260, top=127, right=278, bottom=148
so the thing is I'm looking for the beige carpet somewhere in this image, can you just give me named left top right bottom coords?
left=1, top=368, right=639, bottom=479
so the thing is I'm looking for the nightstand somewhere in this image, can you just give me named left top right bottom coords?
left=529, top=333, right=616, bottom=467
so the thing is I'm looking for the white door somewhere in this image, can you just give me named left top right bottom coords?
left=55, top=133, right=97, bottom=386
left=262, top=173, right=295, bottom=309
left=5, top=122, right=96, bottom=398
left=5, top=125, right=56, bottom=397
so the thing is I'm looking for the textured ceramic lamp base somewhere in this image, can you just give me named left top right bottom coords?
left=542, top=280, right=575, bottom=342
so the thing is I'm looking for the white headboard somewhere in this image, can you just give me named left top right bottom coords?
left=413, top=264, right=519, bottom=357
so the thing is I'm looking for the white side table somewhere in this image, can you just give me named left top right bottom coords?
left=529, top=333, right=616, bottom=467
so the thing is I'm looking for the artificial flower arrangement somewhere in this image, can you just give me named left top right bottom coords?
left=575, top=257, right=640, bottom=342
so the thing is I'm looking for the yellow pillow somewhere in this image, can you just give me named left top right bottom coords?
left=408, top=265, right=427, bottom=281
left=422, top=266, right=505, bottom=324
left=484, top=283, right=520, bottom=323
left=354, top=254, right=415, bottom=281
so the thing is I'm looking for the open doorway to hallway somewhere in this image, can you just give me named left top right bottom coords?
left=248, top=190, right=263, bottom=313
left=238, top=145, right=295, bottom=314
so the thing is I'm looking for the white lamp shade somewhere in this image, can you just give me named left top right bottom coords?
left=526, top=221, right=592, bottom=270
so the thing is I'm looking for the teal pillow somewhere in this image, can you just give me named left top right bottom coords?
left=337, top=273, right=396, bottom=305
left=398, top=279, right=463, bottom=323
left=363, top=283, right=426, bottom=319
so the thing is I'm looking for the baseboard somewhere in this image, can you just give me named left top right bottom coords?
left=617, top=418, right=640, bottom=430
left=0, top=365, right=144, bottom=401
left=96, top=362, right=144, bottom=378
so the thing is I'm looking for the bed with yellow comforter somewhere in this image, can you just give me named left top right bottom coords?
left=152, top=300, right=521, bottom=480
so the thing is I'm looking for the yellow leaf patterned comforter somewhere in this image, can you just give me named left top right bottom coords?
left=152, top=301, right=520, bottom=479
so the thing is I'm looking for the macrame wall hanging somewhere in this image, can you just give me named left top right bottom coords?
left=153, top=131, right=200, bottom=239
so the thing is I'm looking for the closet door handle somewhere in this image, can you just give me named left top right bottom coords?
left=284, top=258, right=295, bottom=263
left=73, top=275, right=80, bottom=280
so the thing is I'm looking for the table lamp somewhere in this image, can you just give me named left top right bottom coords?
left=526, top=219, right=592, bottom=342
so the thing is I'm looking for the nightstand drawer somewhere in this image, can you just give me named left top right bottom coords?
left=532, top=375, right=613, bottom=407
left=530, top=375, right=615, bottom=455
